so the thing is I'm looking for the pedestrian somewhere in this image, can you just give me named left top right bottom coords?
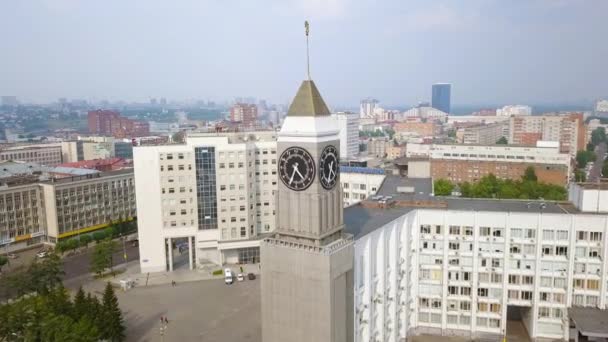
left=164, top=317, right=169, bottom=324
left=160, top=316, right=164, bottom=324
left=172, top=280, right=176, bottom=287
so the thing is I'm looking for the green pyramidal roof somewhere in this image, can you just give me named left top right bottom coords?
left=287, top=80, right=331, bottom=117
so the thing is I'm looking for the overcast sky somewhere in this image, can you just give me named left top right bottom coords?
left=1, top=0, right=607, bottom=107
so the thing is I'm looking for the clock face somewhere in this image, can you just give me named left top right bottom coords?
left=319, top=145, right=339, bottom=190
left=278, top=147, right=316, bottom=191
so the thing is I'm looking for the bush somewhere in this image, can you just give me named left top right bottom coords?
left=93, top=231, right=106, bottom=243
left=212, top=269, right=223, bottom=276
left=79, top=234, right=93, bottom=248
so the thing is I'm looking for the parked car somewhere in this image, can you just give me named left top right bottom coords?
left=224, top=268, right=233, bottom=285
left=36, top=251, right=48, bottom=259
left=247, top=273, right=256, bottom=280
left=237, top=273, right=244, bottom=282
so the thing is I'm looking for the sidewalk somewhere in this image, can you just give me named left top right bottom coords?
left=110, top=261, right=261, bottom=288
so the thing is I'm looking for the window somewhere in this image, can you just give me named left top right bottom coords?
left=449, top=226, right=460, bottom=235
left=542, top=230, right=554, bottom=240
left=521, top=291, right=533, bottom=300
left=240, top=226, right=246, bottom=237
left=479, top=227, right=491, bottom=236
left=591, top=232, right=602, bottom=241
left=478, top=288, right=488, bottom=297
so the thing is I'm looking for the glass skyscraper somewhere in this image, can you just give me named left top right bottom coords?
left=431, top=83, right=451, bottom=114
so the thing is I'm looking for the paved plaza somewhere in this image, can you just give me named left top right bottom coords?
left=117, top=278, right=261, bottom=342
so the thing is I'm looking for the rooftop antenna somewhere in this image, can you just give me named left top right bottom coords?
left=305, top=20, right=311, bottom=80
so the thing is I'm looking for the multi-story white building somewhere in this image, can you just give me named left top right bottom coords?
left=360, top=98, right=379, bottom=119
left=460, top=122, right=509, bottom=145
left=134, top=131, right=278, bottom=273
left=340, top=167, right=386, bottom=206
left=400, top=106, right=448, bottom=123
left=346, top=180, right=608, bottom=341
left=496, top=105, right=532, bottom=117
left=0, top=144, right=64, bottom=166
left=331, top=112, right=360, bottom=160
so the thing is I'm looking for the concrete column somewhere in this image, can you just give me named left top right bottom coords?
left=167, top=237, right=173, bottom=272
left=188, top=236, right=193, bottom=270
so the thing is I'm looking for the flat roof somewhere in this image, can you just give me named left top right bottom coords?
left=344, top=176, right=576, bottom=240
left=569, top=307, right=608, bottom=337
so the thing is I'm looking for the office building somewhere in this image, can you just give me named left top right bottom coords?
left=360, top=98, right=379, bottom=118
left=0, top=161, right=133, bottom=251
left=341, top=167, right=386, bottom=206
left=432, top=83, right=451, bottom=114
left=134, top=130, right=278, bottom=273
left=400, top=106, right=448, bottom=123
left=88, top=110, right=150, bottom=138
left=261, top=79, right=353, bottom=342
left=347, top=175, right=608, bottom=341
left=497, top=105, right=532, bottom=117
left=41, top=169, right=136, bottom=243
left=460, top=122, right=509, bottom=145
left=331, top=112, right=360, bottom=160
left=230, top=103, right=258, bottom=125
left=368, top=137, right=393, bottom=158
left=406, top=142, right=571, bottom=186
left=595, top=100, right=608, bottom=115
left=0, top=144, right=64, bottom=166
left=394, top=122, right=439, bottom=138
left=509, top=113, right=586, bottom=157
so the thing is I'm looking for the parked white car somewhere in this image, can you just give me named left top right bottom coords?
left=224, top=268, right=233, bottom=285
left=237, top=273, right=244, bottom=282
left=36, top=251, right=48, bottom=259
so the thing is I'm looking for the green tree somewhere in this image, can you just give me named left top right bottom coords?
left=66, top=238, right=79, bottom=252
left=100, top=282, right=125, bottom=342
left=576, top=150, right=596, bottom=169
left=522, top=167, right=538, bottom=182
left=30, top=253, right=64, bottom=294
left=90, top=239, right=117, bottom=276
left=603, top=161, right=608, bottom=177
left=0, top=256, right=7, bottom=271
left=496, top=136, right=508, bottom=144
left=591, top=127, right=607, bottom=145
left=73, top=287, right=87, bottom=318
left=433, top=179, right=454, bottom=196
left=93, top=230, right=106, bottom=243
left=72, top=317, right=100, bottom=342
left=79, top=234, right=93, bottom=248
left=575, top=170, right=587, bottom=182
left=587, top=142, right=596, bottom=151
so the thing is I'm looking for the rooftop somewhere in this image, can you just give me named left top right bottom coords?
left=286, top=80, right=331, bottom=117
left=569, top=307, right=608, bottom=338
left=344, top=175, right=574, bottom=239
left=0, top=161, right=100, bottom=187
left=341, top=166, right=385, bottom=175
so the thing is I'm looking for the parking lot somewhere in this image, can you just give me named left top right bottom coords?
left=118, top=277, right=261, bottom=342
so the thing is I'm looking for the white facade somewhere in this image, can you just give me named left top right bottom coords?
left=331, top=112, right=360, bottom=160
left=360, top=98, right=379, bottom=119
left=497, top=105, right=532, bottom=117
left=399, top=107, right=448, bottom=123
left=340, top=168, right=385, bottom=206
left=354, top=207, right=608, bottom=341
left=595, top=100, right=608, bottom=113
left=406, top=143, right=570, bottom=169
left=134, top=131, right=278, bottom=273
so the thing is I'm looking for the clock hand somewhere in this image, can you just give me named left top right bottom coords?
left=294, top=166, right=305, bottom=180
left=289, top=163, right=298, bottom=185
left=327, top=161, right=335, bottom=179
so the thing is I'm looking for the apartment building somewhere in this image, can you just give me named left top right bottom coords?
left=341, top=167, right=386, bottom=206
left=509, top=114, right=585, bottom=157
left=331, top=112, right=360, bottom=160
left=407, top=143, right=571, bottom=186
left=88, top=109, right=150, bottom=138
left=230, top=103, right=258, bottom=125
left=394, top=122, right=438, bottom=138
left=40, top=169, right=136, bottom=242
left=343, top=176, right=608, bottom=341
left=0, top=161, right=134, bottom=251
left=134, top=131, right=278, bottom=273
left=460, top=122, right=509, bottom=145
left=0, top=144, right=63, bottom=166
left=368, top=137, right=393, bottom=158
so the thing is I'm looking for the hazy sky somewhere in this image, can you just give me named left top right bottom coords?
left=1, top=0, right=607, bottom=107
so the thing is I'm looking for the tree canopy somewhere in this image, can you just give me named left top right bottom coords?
left=433, top=168, right=567, bottom=201
left=495, top=136, right=508, bottom=144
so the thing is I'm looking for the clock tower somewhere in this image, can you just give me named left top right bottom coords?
left=261, top=78, right=354, bottom=342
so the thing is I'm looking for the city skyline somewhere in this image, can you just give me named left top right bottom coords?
left=1, top=1, right=607, bottom=107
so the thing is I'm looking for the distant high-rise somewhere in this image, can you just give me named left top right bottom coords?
left=431, top=83, right=451, bottom=114
left=359, top=98, right=378, bottom=118
left=230, top=103, right=258, bottom=125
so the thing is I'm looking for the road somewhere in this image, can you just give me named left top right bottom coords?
left=62, top=243, right=140, bottom=282
left=588, top=142, right=607, bottom=182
